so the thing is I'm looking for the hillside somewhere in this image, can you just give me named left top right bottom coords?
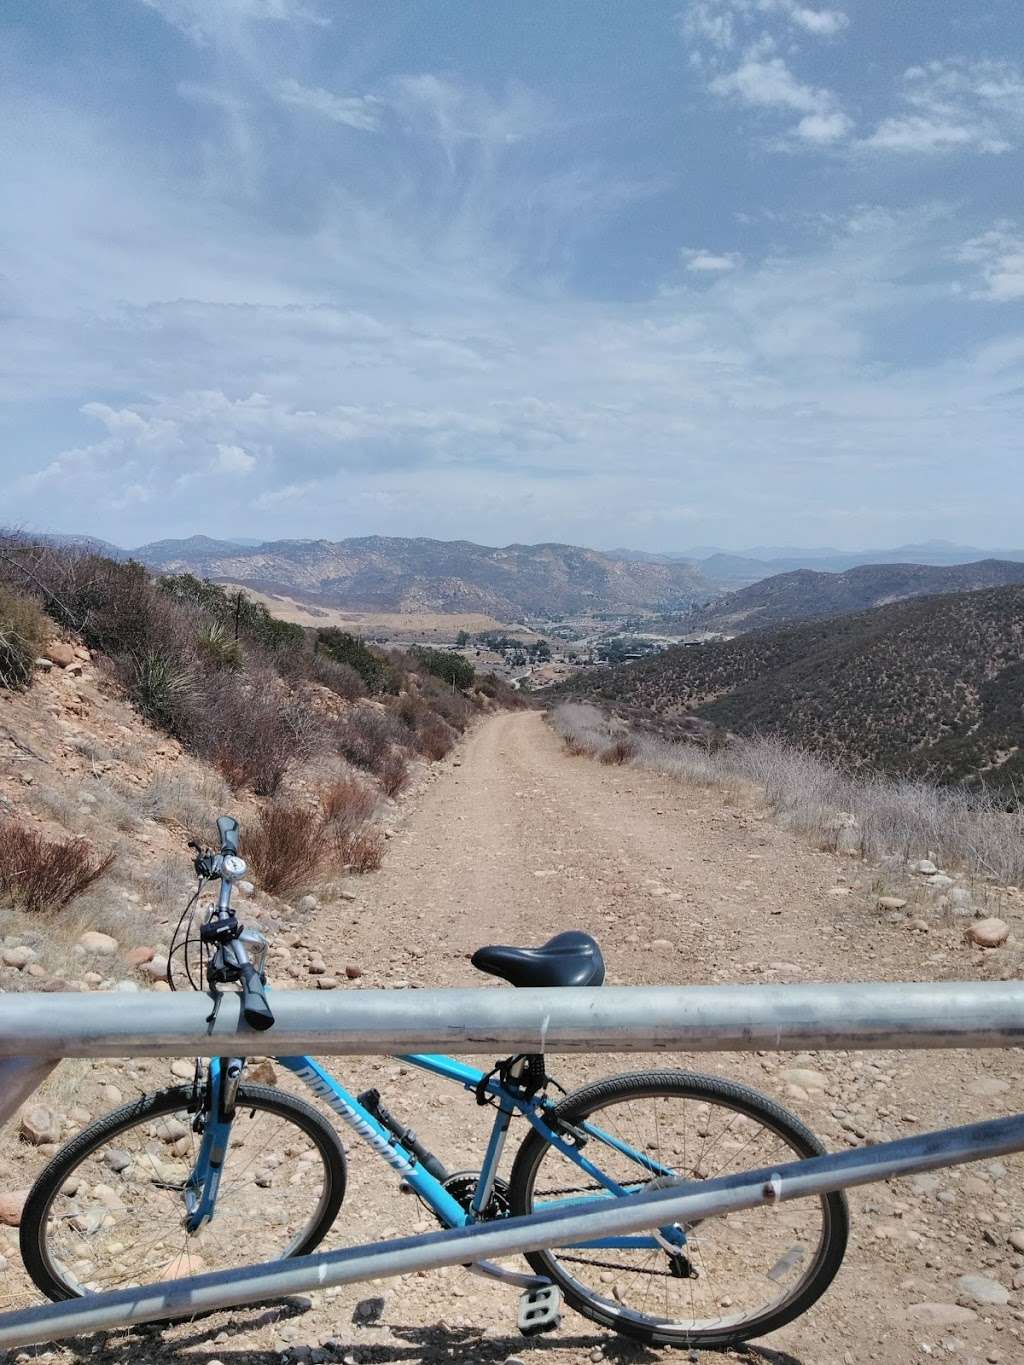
left=658, top=559, right=1024, bottom=635
left=557, top=585, right=1024, bottom=786
left=127, top=535, right=712, bottom=619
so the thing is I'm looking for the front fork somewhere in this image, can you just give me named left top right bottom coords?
left=182, top=1056, right=244, bottom=1233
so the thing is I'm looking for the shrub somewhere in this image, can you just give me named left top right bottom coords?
left=321, top=775, right=378, bottom=838
left=379, top=750, right=410, bottom=798
left=317, top=630, right=389, bottom=693
left=128, top=650, right=197, bottom=730
left=600, top=737, right=637, bottom=765
left=197, top=621, right=243, bottom=672
left=242, top=804, right=324, bottom=897
left=417, top=715, right=455, bottom=761
left=412, top=646, right=475, bottom=691
left=335, top=705, right=404, bottom=775
left=343, top=827, right=384, bottom=873
left=0, top=586, right=48, bottom=689
left=0, top=820, right=115, bottom=913
left=307, top=654, right=366, bottom=701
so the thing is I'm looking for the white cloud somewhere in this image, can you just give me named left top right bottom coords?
left=960, top=226, right=1024, bottom=302
left=771, top=2, right=848, bottom=38
left=274, top=80, right=382, bottom=132
left=709, top=52, right=850, bottom=142
left=683, top=248, right=743, bottom=272
left=681, top=1, right=848, bottom=51
left=215, top=443, right=258, bottom=473
left=140, top=0, right=326, bottom=45
left=863, top=59, right=1024, bottom=155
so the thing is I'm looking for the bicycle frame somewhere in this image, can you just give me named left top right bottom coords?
left=193, top=1051, right=680, bottom=1254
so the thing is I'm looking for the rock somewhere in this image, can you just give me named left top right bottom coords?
left=316, top=976, right=339, bottom=989
left=307, top=957, right=327, bottom=975
left=125, top=946, right=155, bottom=966
left=353, top=1295, right=384, bottom=1324
left=34, top=656, right=54, bottom=671
left=649, top=938, right=673, bottom=951
left=297, top=895, right=319, bottom=913
left=0, top=1189, right=29, bottom=1227
left=957, top=1273, right=1009, bottom=1306
left=877, top=896, right=908, bottom=911
left=170, top=1059, right=195, bottom=1080
left=781, top=1068, right=828, bottom=1092
left=906, top=917, right=929, bottom=932
left=143, top=956, right=169, bottom=981
left=103, top=1085, right=122, bottom=1103
left=154, top=1116, right=190, bottom=1143
left=20, top=1104, right=60, bottom=1145
left=969, top=1076, right=1011, bottom=1098
left=913, top=859, right=939, bottom=876
left=967, top=918, right=1009, bottom=949
left=338, top=889, right=357, bottom=902
left=2, top=945, right=38, bottom=969
left=345, top=964, right=363, bottom=979
left=238, top=880, right=256, bottom=896
left=1009, top=1229, right=1024, bottom=1254
left=929, top=873, right=955, bottom=890
left=78, top=931, right=118, bottom=955
left=905, top=1302, right=979, bottom=1327
left=46, top=639, right=78, bottom=667
left=40, top=976, right=74, bottom=992
left=104, top=1149, right=131, bottom=1173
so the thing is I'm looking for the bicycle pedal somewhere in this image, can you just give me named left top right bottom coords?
left=517, top=1283, right=562, bottom=1336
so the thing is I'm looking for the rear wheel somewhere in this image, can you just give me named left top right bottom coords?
left=508, top=1070, right=848, bottom=1348
left=21, top=1084, right=346, bottom=1302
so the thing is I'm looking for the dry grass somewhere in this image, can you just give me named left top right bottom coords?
left=550, top=703, right=1024, bottom=886
left=143, top=769, right=232, bottom=834
left=600, top=736, right=637, bottom=765
left=343, top=828, right=385, bottom=873
left=0, top=819, right=116, bottom=913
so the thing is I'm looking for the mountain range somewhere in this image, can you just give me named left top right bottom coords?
left=558, top=584, right=1024, bottom=788
left=121, top=535, right=713, bottom=619
left=656, top=559, right=1024, bottom=636
left=608, top=541, right=1024, bottom=590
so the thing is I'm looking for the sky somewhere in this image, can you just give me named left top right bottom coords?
left=1, top=0, right=1022, bottom=553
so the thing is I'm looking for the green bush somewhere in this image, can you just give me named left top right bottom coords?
left=316, top=629, right=389, bottom=693
left=412, top=646, right=475, bottom=691
left=0, top=586, right=48, bottom=689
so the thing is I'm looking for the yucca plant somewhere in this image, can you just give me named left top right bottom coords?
left=129, top=651, right=196, bottom=729
left=197, top=621, right=243, bottom=672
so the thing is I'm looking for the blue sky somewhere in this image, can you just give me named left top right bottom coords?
left=2, top=0, right=1022, bottom=552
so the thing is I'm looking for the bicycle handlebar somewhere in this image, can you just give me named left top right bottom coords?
left=237, top=957, right=276, bottom=1031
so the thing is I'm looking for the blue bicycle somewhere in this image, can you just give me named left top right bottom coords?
left=21, top=817, right=848, bottom=1348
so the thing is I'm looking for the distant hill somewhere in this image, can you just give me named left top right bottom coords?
left=557, top=585, right=1024, bottom=787
left=657, top=560, right=1024, bottom=635
left=610, top=542, right=1024, bottom=591
left=129, top=536, right=713, bottom=620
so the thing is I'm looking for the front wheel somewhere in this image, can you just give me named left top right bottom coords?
left=21, top=1083, right=347, bottom=1302
left=508, top=1070, right=848, bottom=1349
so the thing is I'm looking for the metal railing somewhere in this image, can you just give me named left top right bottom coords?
left=1, top=980, right=1022, bottom=1348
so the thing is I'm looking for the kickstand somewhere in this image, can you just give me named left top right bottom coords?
left=205, top=988, right=223, bottom=1031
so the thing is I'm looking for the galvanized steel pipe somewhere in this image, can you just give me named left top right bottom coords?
left=1, top=981, right=1023, bottom=1060
left=2, top=1110, right=1023, bottom=1349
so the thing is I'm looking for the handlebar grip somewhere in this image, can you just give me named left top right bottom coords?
left=217, top=815, right=241, bottom=855
left=238, top=961, right=275, bottom=1031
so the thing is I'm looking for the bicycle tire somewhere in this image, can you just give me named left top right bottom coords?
left=508, top=1069, right=848, bottom=1349
left=21, top=1083, right=347, bottom=1302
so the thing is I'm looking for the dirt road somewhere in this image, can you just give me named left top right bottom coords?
left=6, top=710, right=1024, bottom=1365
